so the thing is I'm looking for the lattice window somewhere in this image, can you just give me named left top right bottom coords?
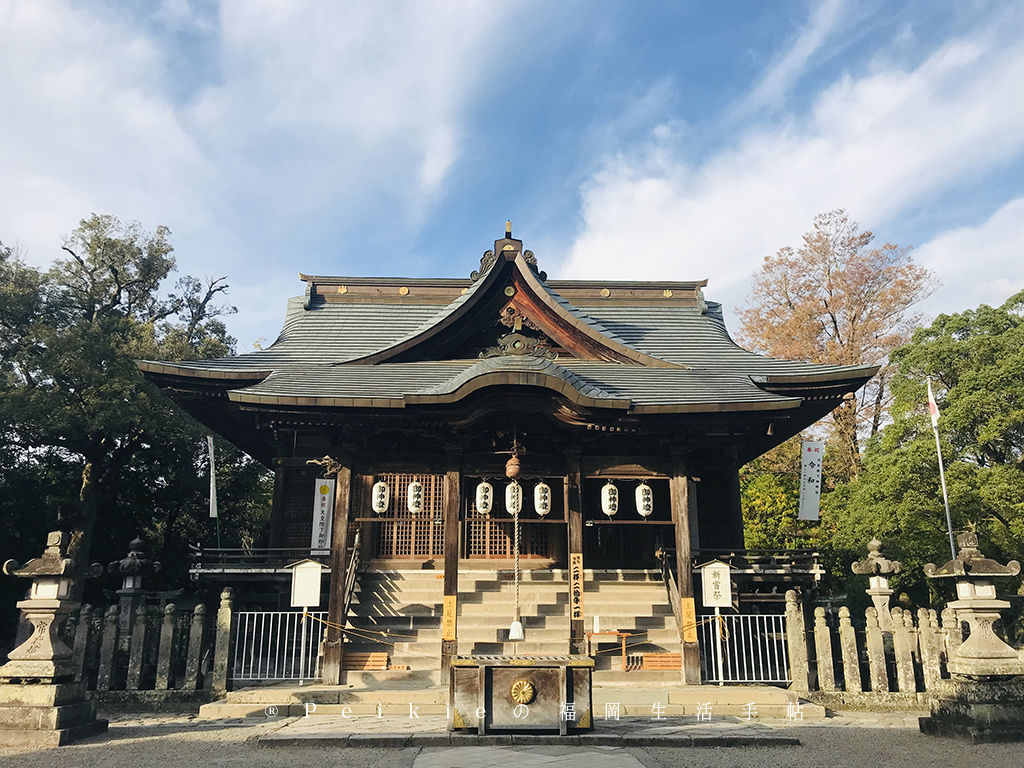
left=372, top=473, right=444, bottom=559
left=284, top=467, right=320, bottom=548
left=464, top=479, right=551, bottom=559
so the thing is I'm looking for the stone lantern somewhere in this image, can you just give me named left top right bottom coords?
left=109, top=535, right=161, bottom=643
left=919, top=531, right=1024, bottom=742
left=851, top=538, right=902, bottom=632
left=922, top=531, right=1023, bottom=678
left=0, top=531, right=108, bottom=747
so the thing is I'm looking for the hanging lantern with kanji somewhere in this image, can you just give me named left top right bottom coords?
left=506, top=481, right=523, bottom=515
left=534, top=481, right=551, bottom=517
left=635, top=482, right=653, bottom=518
left=407, top=481, right=424, bottom=514
left=475, top=481, right=493, bottom=515
left=371, top=480, right=390, bottom=515
left=601, top=482, right=619, bottom=517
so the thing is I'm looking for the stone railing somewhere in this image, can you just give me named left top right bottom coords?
left=63, top=588, right=234, bottom=697
left=784, top=589, right=964, bottom=704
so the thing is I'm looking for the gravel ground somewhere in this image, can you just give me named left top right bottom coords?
left=0, top=711, right=1021, bottom=768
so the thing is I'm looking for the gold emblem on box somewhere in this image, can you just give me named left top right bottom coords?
left=511, top=679, right=535, bottom=704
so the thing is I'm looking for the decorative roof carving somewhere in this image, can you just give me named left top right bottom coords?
left=480, top=331, right=557, bottom=360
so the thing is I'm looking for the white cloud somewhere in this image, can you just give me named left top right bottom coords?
left=739, top=0, right=847, bottom=115
left=914, top=197, right=1024, bottom=315
left=560, top=18, right=1024, bottom=325
left=0, top=0, right=517, bottom=344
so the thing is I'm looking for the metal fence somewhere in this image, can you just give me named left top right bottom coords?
left=698, top=614, right=790, bottom=684
left=232, top=611, right=327, bottom=682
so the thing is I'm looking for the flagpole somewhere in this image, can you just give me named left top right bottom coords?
left=928, top=379, right=956, bottom=559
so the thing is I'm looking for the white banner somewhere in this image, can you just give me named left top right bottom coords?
left=311, top=478, right=335, bottom=554
left=207, top=436, right=218, bottom=519
left=798, top=441, right=825, bottom=521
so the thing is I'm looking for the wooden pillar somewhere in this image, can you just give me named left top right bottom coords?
left=670, top=456, right=701, bottom=684
left=321, top=455, right=353, bottom=685
left=566, top=449, right=584, bottom=655
left=441, top=450, right=461, bottom=672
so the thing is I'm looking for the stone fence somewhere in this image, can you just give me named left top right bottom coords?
left=61, top=588, right=234, bottom=698
left=786, top=589, right=964, bottom=705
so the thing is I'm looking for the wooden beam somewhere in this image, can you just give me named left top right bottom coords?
left=670, top=456, right=701, bottom=685
left=321, top=455, right=353, bottom=685
left=441, top=450, right=461, bottom=672
left=566, top=449, right=584, bottom=655
left=268, top=460, right=287, bottom=548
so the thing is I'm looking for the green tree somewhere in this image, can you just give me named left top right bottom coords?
left=822, top=290, right=1024, bottom=605
left=0, top=216, right=268, bottom=610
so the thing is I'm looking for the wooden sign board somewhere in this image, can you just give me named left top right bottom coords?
left=289, top=559, right=325, bottom=608
left=700, top=560, right=732, bottom=608
left=569, top=553, right=584, bottom=621
left=680, top=597, right=698, bottom=643
left=442, top=595, right=457, bottom=641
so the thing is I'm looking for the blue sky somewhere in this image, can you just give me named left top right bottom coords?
left=2, top=0, right=1022, bottom=350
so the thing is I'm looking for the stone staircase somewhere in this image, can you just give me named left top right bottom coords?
left=342, top=568, right=681, bottom=676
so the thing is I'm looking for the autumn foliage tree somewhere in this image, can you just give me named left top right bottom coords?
left=737, top=209, right=937, bottom=481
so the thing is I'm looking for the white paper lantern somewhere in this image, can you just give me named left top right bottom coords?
left=371, top=481, right=390, bottom=514
left=505, top=481, right=523, bottom=515
left=407, top=481, right=424, bottom=514
left=601, top=482, right=619, bottom=517
left=635, top=482, right=653, bottom=518
left=475, top=481, right=494, bottom=515
left=534, top=482, right=552, bottom=517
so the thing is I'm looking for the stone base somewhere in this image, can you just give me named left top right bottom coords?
left=0, top=682, right=108, bottom=747
left=919, top=678, right=1024, bottom=743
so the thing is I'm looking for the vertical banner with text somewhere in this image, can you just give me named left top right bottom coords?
left=798, top=441, right=825, bottom=521
left=311, top=478, right=335, bottom=554
left=569, top=553, right=584, bottom=621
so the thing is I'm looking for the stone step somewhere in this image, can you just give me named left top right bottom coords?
left=224, top=685, right=446, bottom=705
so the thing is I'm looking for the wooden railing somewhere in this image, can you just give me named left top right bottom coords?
left=655, top=547, right=682, bottom=631
left=340, top=530, right=362, bottom=620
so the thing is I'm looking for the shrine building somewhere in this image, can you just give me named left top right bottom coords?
left=138, top=225, right=876, bottom=685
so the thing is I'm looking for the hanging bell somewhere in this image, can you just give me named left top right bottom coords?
left=407, top=481, right=424, bottom=514
left=534, top=481, right=551, bottom=517
left=505, top=454, right=521, bottom=479
left=505, top=481, right=523, bottom=515
left=475, top=481, right=494, bottom=515
left=635, top=482, right=653, bottom=518
left=601, top=482, right=619, bottom=517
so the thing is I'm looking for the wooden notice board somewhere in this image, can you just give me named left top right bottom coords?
left=570, top=553, right=584, bottom=621
left=442, top=595, right=457, bottom=641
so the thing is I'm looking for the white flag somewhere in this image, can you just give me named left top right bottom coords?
left=207, top=436, right=218, bottom=519
left=927, top=378, right=940, bottom=428
left=798, top=441, right=825, bottom=521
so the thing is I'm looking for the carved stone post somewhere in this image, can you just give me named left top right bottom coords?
left=126, top=605, right=148, bottom=691
left=890, top=607, right=916, bottom=692
left=155, top=603, right=177, bottom=690
left=184, top=604, right=206, bottom=691
left=813, top=607, right=836, bottom=691
left=212, top=588, right=234, bottom=695
left=71, top=605, right=92, bottom=681
left=96, top=605, right=120, bottom=691
left=864, top=607, right=888, bottom=692
left=785, top=590, right=810, bottom=692
left=838, top=606, right=862, bottom=692
left=940, top=606, right=962, bottom=659
left=917, top=608, right=943, bottom=691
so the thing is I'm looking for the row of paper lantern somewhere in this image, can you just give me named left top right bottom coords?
left=370, top=480, right=654, bottom=518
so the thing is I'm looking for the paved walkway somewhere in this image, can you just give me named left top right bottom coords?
left=1, top=710, right=1022, bottom=768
